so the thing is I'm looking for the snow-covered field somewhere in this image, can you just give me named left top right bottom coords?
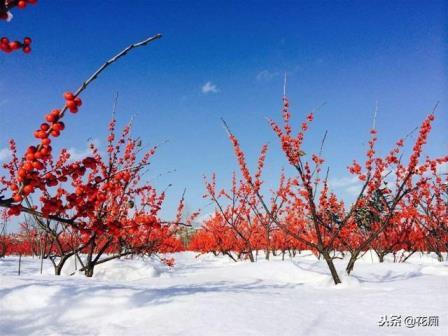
left=0, top=252, right=447, bottom=336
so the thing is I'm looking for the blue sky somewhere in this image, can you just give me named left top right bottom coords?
left=1, top=0, right=447, bottom=227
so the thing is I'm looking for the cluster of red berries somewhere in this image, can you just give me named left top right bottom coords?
left=0, top=0, right=37, bottom=17
left=9, top=92, right=82, bottom=209
left=1, top=0, right=38, bottom=54
left=63, top=91, right=82, bottom=114
left=33, top=91, right=81, bottom=142
left=408, top=114, right=435, bottom=170
left=0, top=36, right=31, bottom=53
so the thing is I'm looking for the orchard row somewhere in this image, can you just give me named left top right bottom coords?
left=1, top=3, right=446, bottom=283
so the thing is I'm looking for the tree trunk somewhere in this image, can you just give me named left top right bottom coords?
left=375, top=251, right=385, bottom=263
left=346, top=251, right=359, bottom=275
left=84, top=235, right=96, bottom=277
left=435, top=250, right=443, bottom=262
left=265, top=248, right=270, bottom=260
left=85, top=266, right=94, bottom=277
left=40, top=253, right=44, bottom=274
left=18, top=254, right=22, bottom=276
left=54, top=254, right=71, bottom=276
left=224, top=251, right=238, bottom=262
left=248, top=250, right=255, bottom=263
left=0, top=241, right=6, bottom=258
left=401, top=250, right=416, bottom=262
left=322, top=250, right=341, bottom=284
left=265, top=229, right=270, bottom=260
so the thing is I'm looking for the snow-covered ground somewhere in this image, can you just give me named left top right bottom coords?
left=0, top=252, right=447, bottom=336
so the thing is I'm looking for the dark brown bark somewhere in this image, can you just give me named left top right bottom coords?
left=18, top=254, right=21, bottom=276
left=0, top=241, right=5, bottom=258
left=322, top=250, right=341, bottom=284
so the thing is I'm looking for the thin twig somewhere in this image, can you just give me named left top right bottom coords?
left=372, top=101, right=378, bottom=130
left=220, top=117, right=233, bottom=136
left=283, top=72, right=287, bottom=97
left=45, top=33, right=162, bottom=141
left=112, top=92, right=119, bottom=119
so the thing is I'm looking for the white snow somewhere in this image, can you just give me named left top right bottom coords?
left=0, top=252, right=447, bottom=336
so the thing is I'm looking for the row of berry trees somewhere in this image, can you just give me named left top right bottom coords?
left=189, top=94, right=447, bottom=284
left=1, top=2, right=446, bottom=285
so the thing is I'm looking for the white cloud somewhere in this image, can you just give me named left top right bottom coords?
left=0, top=147, right=11, bottom=162
left=329, top=176, right=363, bottom=199
left=201, top=81, right=219, bottom=94
left=437, top=162, right=448, bottom=175
left=256, top=70, right=280, bottom=82
left=345, top=184, right=363, bottom=197
left=329, top=176, right=359, bottom=189
left=67, top=139, right=100, bottom=161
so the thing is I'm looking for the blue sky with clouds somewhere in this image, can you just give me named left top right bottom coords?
left=1, top=1, right=447, bottom=227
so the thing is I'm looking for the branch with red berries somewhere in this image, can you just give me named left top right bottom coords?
left=1, top=0, right=37, bottom=54
left=0, top=33, right=163, bottom=218
left=0, top=36, right=32, bottom=53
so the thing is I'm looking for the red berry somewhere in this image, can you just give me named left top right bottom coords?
left=18, top=1, right=27, bottom=8
left=51, top=109, right=61, bottom=117
left=74, top=97, right=82, bottom=106
left=40, top=123, right=50, bottom=131
left=12, top=194, right=23, bottom=203
left=36, top=130, right=48, bottom=139
left=51, top=129, right=60, bottom=137
left=66, top=100, right=77, bottom=110
left=53, top=121, right=65, bottom=131
left=23, top=161, right=33, bottom=171
left=46, top=114, right=57, bottom=123
left=8, top=206, right=21, bottom=216
left=40, top=147, right=51, bottom=156
left=32, top=161, right=44, bottom=170
left=23, top=46, right=31, bottom=54
left=18, top=168, right=27, bottom=178
left=23, top=185, right=34, bottom=195
left=9, top=41, right=21, bottom=50
left=27, top=146, right=37, bottom=153
left=23, top=37, right=32, bottom=45
left=69, top=106, right=78, bottom=113
left=64, top=92, right=75, bottom=101
left=41, top=138, right=51, bottom=146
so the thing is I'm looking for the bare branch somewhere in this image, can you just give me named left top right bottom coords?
left=220, top=117, right=233, bottom=137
